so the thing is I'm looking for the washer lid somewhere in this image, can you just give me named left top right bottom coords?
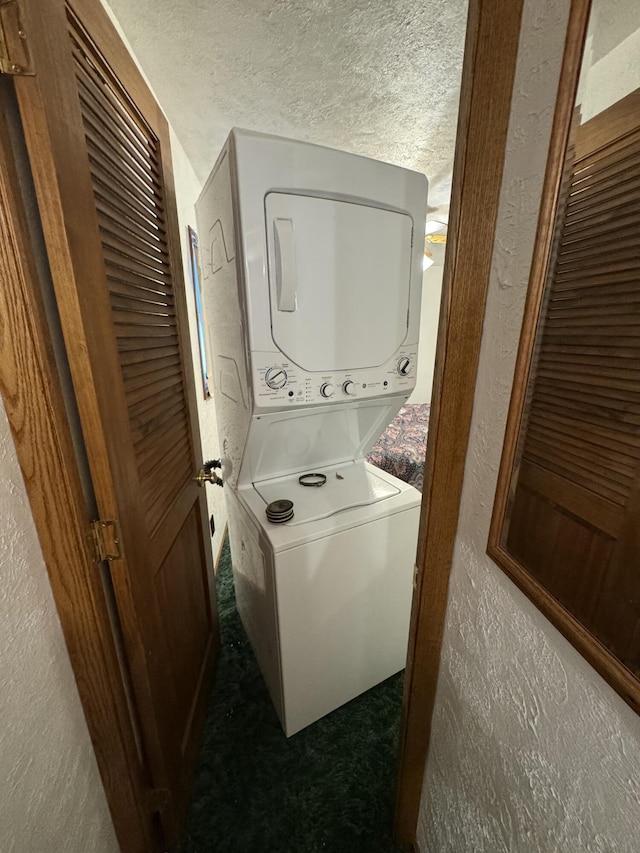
left=265, top=193, right=413, bottom=372
left=253, top=461, right=399, bottom=526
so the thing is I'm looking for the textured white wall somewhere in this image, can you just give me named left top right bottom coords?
left=580, top=22, right=640, bottom=121
left=417, top=0, right=640, bottom=850
left=104, top=0, right=468, bottom=220
left=0, top=399, right=118, bottom=853
left=170, top=127, right=228, bottom=568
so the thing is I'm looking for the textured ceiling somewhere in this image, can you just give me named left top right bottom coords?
left=106, top=0, right=468, bottom=219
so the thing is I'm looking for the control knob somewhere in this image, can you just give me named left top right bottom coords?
left=342, top=380, right=356, bottom=396
left=265, top=367, right=287, bottom=390
left=320, top=383, right=335, bottom=399
left=397, top=357, right=411, bottom=377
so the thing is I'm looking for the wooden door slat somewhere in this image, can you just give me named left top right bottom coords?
left=523, top=449, right=629, bottom=505
left=71, top=38, right=156, bottom=157
left=96, top=197, right=166, bottom=252
left=104, top=246, right=171, bottom=285
left=74, top=60, right=161, bottom=177
left=136, top=417, right=190, bottom=473
left=574, top=125, right=640, bottom=172
left=94, top=180, right=167, bottom=242
left=98, top=215, right=169, bottom=265
left=77, top=85, right=162, bottom=192
left=123, top=362, right=183, bottom=396
left=101, top=231, right=171, bottom=281
left=562, top=205, right=640, bottom=242
left=536, top=365, right=640, bottom=395
left=526, top=424, right=637, bottom=479
left=549, top=282, right=640, bottom=307
left=118, top=344, right=181, bottom=367
left=102, top=235, right=171, bottom=283
left=117, top=334, right=181, bottom=352
left=110, top=289, right=175, bottom=315
left=127, top=374, right=184, bottom=414
left=131, top=397, right=185, bottom=443
left=122, top=352, right=181, bottom=381
left=557, top=239, right=640, bottom=268
left=555, top=256, right=640, bottom=282
left=553, top=270, right=639, bottom=292
left=85, top=131, right=161, bottom=211
left=534, top=375, right=640, bottom=407
left=112, top=309, right=175, bottom=328
left=538, top=351, right=640, bottom=378
left=528, top=409, right=640, bottom=453
left=541, top=341, right=640, bottom=359
left=562, top=195, right=639, bottom=232
left=107, top=270, right=173, bottom=300
left=535, top=396, right=640, bottom=432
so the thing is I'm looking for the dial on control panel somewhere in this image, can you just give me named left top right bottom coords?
left=397, top=357, right=411, bottom=376
left=320, top=383, right=335, bottom=398
left=265, top=367, right=288, bottom=390
left=342, top=380, right=356, bottom=396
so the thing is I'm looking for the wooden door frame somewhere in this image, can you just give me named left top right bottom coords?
left=394, top=0, right=591, bottom=844
left=394, top=0, right=524, bottom=841
left=0, top=0, right=585, bottom=849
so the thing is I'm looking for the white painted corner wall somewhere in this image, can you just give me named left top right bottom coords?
left=169, top=126, right=228, bottom=570
left=417, top=1, right=640, bottom=851
left=0, top=399, right=119, bottom=853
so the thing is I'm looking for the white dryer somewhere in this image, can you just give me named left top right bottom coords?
left=196, top=129, right=427, bottom=736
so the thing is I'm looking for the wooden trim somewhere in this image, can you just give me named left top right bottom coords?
left=0, top=80, right=154, bottom=852
left=393, top=0, right=527, bottom=841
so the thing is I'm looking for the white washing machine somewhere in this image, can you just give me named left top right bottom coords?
left=196, top=129, right=427, bottom=736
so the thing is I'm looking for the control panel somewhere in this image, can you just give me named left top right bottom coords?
left=252, top=349, right=418, bottom=410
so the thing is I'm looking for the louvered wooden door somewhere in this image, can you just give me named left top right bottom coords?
left=505, top=89, right=640, bottom=676
left=14, top=0, right=219, bottom=844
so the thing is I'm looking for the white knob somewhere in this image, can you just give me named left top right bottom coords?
left=265, top=367, right=287, bottom=389
left=320, top=383, right=335, bottom=398
left=342, top=380, right=356, bottom=396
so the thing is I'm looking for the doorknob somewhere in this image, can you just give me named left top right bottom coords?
left=194, top=459, right=223, bottom=488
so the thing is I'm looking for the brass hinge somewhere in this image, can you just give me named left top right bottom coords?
left=0, top=0, right=34, bottom=75
left=89, top=519, right=123, bottom=563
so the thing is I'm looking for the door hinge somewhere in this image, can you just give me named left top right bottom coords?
left=0, top=0, right=34, bottom=76
left=89, top=519, right=123, bottom=563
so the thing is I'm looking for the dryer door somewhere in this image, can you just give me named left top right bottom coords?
left=265, top=193, right=414, bottom=372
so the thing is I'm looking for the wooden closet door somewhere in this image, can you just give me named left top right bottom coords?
left=506, top=89, right=640, bottom=676
left=14, top=0, right=219, bottom=843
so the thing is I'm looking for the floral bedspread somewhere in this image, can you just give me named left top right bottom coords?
left=366, top=403, right=430, bottom=492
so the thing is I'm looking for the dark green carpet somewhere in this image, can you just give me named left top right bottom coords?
left=180, top=540, right=409, bottom=853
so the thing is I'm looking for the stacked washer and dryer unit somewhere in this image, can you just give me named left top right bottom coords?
left=196, top=129, right=427, bottom=737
